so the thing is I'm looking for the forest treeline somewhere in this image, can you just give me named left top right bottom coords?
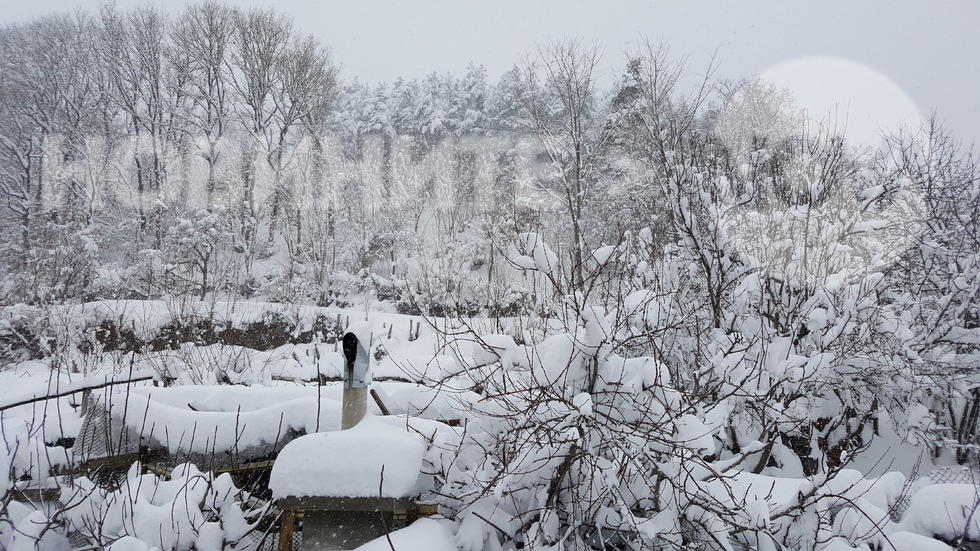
left=0, top=3, right=966, bottom=299
left=0, top=2, right=582, bottom=308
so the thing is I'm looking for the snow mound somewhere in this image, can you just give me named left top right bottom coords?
left=270, top=414, right=426, bottom=499
left=353, top=518, right=457, bottom=551
left=108, top=388, right=341, bottom=457
left=470, top=334, right=523, bottom=368
left=899, top=483, right=980, bottom=541
left=592, top=245, right=617, bottom=265
left=515, top=232, right=559, bottom=275
left=107, top=536, right=157, bottom=551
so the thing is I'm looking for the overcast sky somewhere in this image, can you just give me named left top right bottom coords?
left=3, top=0, right=978, bottom=144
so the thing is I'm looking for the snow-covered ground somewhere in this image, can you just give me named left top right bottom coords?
left=0, top=300, right=977, bottom=551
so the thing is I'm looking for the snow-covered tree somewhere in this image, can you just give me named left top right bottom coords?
left=171, top=1, right=236, bottom=209
left=227, top=6, right=292, bottom=267
left=518, top=38, right=613, bottom=292
left=879, top=116, right=980, bottom=464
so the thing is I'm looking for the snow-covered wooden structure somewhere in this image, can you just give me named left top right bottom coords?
left=63, top=322, right=457, bottom=550
left=269, top=323, right=436, bottom=550
left=270, top=414, right=433, bottom=550
left=73, top=384, right=342, bottom=474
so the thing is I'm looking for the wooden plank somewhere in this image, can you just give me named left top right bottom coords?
left=10, top=488, right=62, bottom=502
left=276, top=495, right=417, bottom=512
left=214, top=459, right=276, bottom=474
left=370, top=389, right=390, bottom=415
left=277, top=510, right=295, bottom=551
left=53, top=446, right=169, bottom=477
left=143, top=462, right=172, bottom=478
left=52, top=453, right=144, bottom=476
left=0, top=373, right=155, bottom=412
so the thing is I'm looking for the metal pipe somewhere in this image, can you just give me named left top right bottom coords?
left=341, top=323, right=371, bottom=429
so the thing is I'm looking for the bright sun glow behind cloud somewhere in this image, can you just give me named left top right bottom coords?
left=761, top=56, right=923, bottom=149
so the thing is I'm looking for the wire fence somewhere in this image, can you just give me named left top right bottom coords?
left=239, top=520, right=302, bottom=551
left=888, top=466, right=979, bottom=522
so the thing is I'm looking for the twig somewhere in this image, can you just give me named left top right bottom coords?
left=379, top=465, right=397, bottom=551
left=0, top=374, right=155, bottom=412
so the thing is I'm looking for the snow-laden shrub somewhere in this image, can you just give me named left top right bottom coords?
left=12, top=222, right=101, bottom=305
left=438, top=310, right=977, bottom=550
left=0, top=502, right=72, bottom=551
left=440, top=300, right=734, bottom=549
left=431, top=232, right=972, bottom=551
left=0, top=308, right=49, bottom=362
left=62, top=463, right=259, bottom=551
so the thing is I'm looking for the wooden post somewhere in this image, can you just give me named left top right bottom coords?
left=370, top=389, right=390, bottom=416
left=80, top=388, right=92, bottom=417
left=278, top=510, right=295, bottom=551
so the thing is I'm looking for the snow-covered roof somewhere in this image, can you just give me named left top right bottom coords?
left=74, top=386, right=343, bottom=470
left=72, top=380, right=466, bottom=475
left=270, top=414, right=427, bottom=500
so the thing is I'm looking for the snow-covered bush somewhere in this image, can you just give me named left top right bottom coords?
left=62, top=463, right=258, bottom=551
left=434, top=218, right=971, bottom=550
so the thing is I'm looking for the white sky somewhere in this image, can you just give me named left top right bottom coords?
left=3, top=0, right=978, bottom=144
